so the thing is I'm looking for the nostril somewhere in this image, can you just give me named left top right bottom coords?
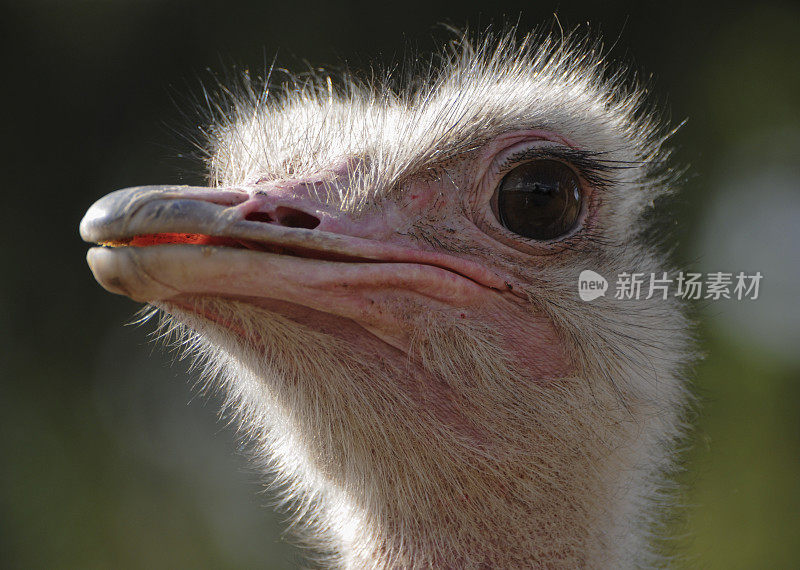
left=245, top=211, right=274, bottom=223
left=244, top=206, right=321, bottom=229
left=273, top=206, right=320, bottom=229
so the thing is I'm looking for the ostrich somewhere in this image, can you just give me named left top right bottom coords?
left=80, top=31, right=691, bottom=568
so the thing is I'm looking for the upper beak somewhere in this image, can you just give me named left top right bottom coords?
left=80, top=185, right=505, bottom=312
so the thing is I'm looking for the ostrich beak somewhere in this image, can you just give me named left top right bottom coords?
left=80, top=185, right=507, bottom=329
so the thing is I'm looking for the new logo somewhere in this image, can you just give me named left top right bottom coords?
left=578, top=270, right=608, bottom=301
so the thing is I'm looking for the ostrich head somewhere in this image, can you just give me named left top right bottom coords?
left=80, top=32, right=691, bottom=568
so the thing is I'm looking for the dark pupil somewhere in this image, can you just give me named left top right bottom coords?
left=497, top=160, right=582, bottom=240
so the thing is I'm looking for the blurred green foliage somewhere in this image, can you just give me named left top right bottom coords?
left=2, top=1, right=798, bottom=568
left=681, top=329, right=800, bottom=568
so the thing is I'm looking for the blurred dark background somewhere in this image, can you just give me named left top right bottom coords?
left=2, top=1, right=798, bottom=568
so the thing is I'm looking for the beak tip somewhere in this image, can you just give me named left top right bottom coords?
left=80, top=185, right=185, bottom=243
left=86, top=247, right=172, bottom=302
left=79, top=208, right=103, bottom=243
left=86, top=247, right=132, bottom=297
left=80, top=188, right=132, bottom=243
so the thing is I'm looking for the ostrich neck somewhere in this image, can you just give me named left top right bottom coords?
left=318, top=410, right=643, bottom=570
left=191, top=302, right=660, bottom=569
left=269, top=367, right=647, bottom=569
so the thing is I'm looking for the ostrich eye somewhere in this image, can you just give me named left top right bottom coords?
left=496, top=160, right=583, bottom=240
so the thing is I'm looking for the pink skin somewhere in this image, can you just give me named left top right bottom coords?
left=166, top=294, right=539, bottom=447
left=82, top=130, right=577, bottom=384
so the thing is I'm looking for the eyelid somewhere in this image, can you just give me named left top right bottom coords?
left=495, top=144, right=613, bottom=189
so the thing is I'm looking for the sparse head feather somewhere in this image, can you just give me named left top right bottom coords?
left=205, top=29, right=675, bottom=221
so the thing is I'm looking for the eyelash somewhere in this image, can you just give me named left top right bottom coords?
left=497, top=147, right=614, bottom=190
